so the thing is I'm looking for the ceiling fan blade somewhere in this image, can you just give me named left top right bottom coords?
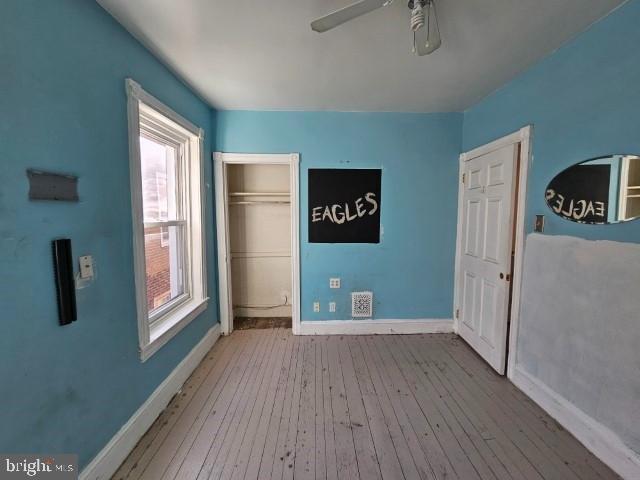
left=311, top=0, right=389, bottom=33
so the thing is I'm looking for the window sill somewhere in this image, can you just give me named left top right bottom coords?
left=140, top=297, right=209, bottom=362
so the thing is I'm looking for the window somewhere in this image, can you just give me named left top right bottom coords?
left=126, top=79, right=207, bottom=361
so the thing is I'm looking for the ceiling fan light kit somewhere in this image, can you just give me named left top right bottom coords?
left=409, top=0, right=441, bottom=55
left=311, top=0, right=441, bottom=56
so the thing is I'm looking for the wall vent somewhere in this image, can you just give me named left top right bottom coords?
left=351, top=291, right=373, bottom=318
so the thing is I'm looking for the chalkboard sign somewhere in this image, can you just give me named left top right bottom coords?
left=546, top=164, right=610, bottom=223
left=308, top=168, right=381, bottom=243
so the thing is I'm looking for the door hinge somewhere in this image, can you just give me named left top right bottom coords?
left=455, top=308, right=460, bottom=319
left=461, top=173, right=466, bottom=184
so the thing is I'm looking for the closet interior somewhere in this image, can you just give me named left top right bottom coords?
left=227, top=163, right=292, bottom=329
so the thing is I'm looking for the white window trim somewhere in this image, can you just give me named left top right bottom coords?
left=126, top=78, right=208, bottom=362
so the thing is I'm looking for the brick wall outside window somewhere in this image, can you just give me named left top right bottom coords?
left=145, top=231, right=171, bottom=311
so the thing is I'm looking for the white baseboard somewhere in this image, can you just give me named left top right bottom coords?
left=298, top=318, right=453, bottom=335
left=80, top=323, right=221, bottom=480
left=512, top=366, right=640, bottom=480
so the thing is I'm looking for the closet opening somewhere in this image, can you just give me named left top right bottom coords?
left=228, top=163, right=291, bottom=330
left=214, top=153, right=301, bottom=335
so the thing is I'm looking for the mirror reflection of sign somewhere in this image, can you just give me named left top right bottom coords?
left=545, top=156, right=640, bottom=225
left=545, top=162, right=610, bottom=224
left=545, top=189, right=605, bottom=222
left=311, top=192, right=378, bottom=224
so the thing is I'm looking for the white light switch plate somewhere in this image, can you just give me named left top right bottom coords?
left=329, top=278, right=340, bottom=289
left=313, top=302, right=320, bottom=313
left=329, top=302, right=336, bottom=313
left=79, top=255, right=94, bottom=279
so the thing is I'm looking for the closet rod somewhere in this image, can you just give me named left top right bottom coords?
left=228, top=192, right=290, bottom=197
left=229, top=200, right=290, bottom=205
left=231, top=252, right=291, bottom=258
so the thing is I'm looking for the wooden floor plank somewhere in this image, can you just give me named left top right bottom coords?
left=366, top=336, right=458, bottom=480
left=163, top=330, right=265, bottom=480
left=320, top=337, right=339, bottom=480
left=326, top=335, right=360, bottom=480
left=141, top=331, right=256, bottom=480
left=176, top=329, right=275, bottom=480
left=294, top=336, right=317, bottom=479
left=357, top=337, right=435, bottom=480
left=314, top=338, right=327, bottom=480
left=426, top=336, right=583, bottom=480
left=114, top=334, right=236, bottom=480
left=398, top=335, right=525, bottom=480
left=228, top=329, right=290, bottom=480
left=246, top=331, right=295, bottom=480
left=281, top=335, right=304, bottom=480
left=337, top=337, right=384, bottom=480
left=405, top=335, right=546, bottom=480
left=395, top=335, right=513, bottom=480
left=384, top=335, right=493, bottom=480
left=269, top=335, right=303, bottom=480
left=347, top=337, right=410, bottom=480
left=110, top=330, right=619, bottom=480
left=434, top=335, right=618, bottom=480
left=207, top=328, right=282, bottom=480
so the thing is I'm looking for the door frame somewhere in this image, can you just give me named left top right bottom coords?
left=453, top=125, right=532, bottom=379
left=214, top=152, right=301, bottom=336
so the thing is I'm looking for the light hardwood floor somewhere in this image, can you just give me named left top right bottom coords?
left=113, top=329, right=619, bottom=480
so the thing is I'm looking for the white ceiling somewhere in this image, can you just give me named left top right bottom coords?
left=97, top=0, right=624, bottom=112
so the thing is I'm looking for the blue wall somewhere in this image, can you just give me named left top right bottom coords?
left=216, top=111, right=463, bottom=320
left=4, top=0, right=639, bottom=469
left=0, top=0, right=217, bottom=468
left=462, top=0, right=640, bottom=243
left=461, top=1, right=640, bottom=459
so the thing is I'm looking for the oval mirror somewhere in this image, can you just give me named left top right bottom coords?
left=545, top=155, right=640, bottom=224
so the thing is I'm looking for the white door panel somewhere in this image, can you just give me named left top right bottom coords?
left=464, top=199, right=481, bottom=256
left=484, top=197, right=503, bottom=263
left=462, top=272, right=477, bottom=330
left=457, top=143, right=518, bottom=374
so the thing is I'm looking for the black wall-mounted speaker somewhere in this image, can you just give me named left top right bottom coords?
left=52, top=239, right=77, bottom=325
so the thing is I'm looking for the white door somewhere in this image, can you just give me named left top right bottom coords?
left=457, top=143, right=518, bottom=374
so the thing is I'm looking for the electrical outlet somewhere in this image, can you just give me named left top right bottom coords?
left=329, top=278, right=341, bottom=289
left=313, top=302, right=320, bottom=313
left=329, top=302, right=336, bottom=313
left=79, top=255, right=94, bottom=279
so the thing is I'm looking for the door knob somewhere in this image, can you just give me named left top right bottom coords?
left=499, top=273, right=504, bottom=279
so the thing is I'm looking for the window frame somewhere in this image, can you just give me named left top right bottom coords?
left=126, top=78, right=208, bottom=362
left=139, top=121, right=190, bottom=323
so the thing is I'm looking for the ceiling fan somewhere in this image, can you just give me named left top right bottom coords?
left=311, top=0, right=441, bottom=56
